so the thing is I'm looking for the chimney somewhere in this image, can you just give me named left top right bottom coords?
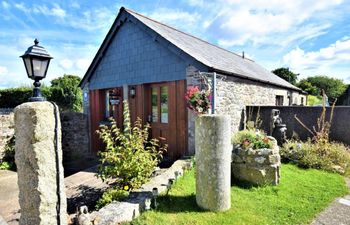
left=242, top=51, right=245, bottom=59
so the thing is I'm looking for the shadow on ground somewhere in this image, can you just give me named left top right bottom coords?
left=66, top=184, right=105, bottom=214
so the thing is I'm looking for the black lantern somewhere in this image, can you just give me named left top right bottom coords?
left=20, top=39, right=53, bottom=102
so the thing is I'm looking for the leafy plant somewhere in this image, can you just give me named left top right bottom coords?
left=185, top=86, right=211, bottom=114
left=96, top=100, right=166, bottom=208
left=281, top=140, right=350, bottom=175
left=0, top=135, right=16, bottom=171
left=48, top=74, right=83, bottom=112
left=282, top=92, right=350, bottom=175
left=95, top=188, right=129, bottom=210
left=232, top=129, right=273, bottom=150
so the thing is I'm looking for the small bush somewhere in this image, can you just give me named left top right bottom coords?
left=0, top=135, right=16, bottom=171
left=232, top=129, right=273, bottom=150
left=281, top=139, right=350, bottom=175
left=95, top=188, right=129, bottom=210
left=96, top=100, right=166, bottom=208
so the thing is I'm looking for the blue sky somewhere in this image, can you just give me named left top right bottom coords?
left=1, top=0, right=350, bottom=88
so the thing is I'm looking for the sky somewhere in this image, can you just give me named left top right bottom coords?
left=1, top=0, right=350, bottom=89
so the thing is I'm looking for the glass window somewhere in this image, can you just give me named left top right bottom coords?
left=160, top=86, right=168, bottom=123
left=151, top=88, right=158, bottom=122
left=105, top=91, right=110, bottom=118
left=275, top=95, right=284, bottom=106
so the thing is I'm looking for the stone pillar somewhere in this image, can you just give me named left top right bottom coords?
left=15, top=102, right=67, bottom=225
left=195, top=115, right=231, bottom=211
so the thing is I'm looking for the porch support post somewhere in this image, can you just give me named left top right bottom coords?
left=195, top=115, right=231, bottom=211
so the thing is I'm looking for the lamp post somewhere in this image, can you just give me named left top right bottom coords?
left=20, top=39, right=52, bottom=102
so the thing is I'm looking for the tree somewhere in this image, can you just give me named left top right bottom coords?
left=297, top=79, right=318, bottom=95
left=48, top=74, right=82, bottom=112
left=297, top=76, right=347, bottom=103
left=272, top=67, right=299, bottom=85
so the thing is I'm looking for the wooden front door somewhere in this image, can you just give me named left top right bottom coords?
left=128, top=80, right=187, bottom=160
left=147, top=82, right=175, bottom=158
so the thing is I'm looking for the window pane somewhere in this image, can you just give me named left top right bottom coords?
left=151, top=88, right=158, bottom=122
left=160, top=86, right=168, bottom=123
left=105, top=91, right=110, bottom=118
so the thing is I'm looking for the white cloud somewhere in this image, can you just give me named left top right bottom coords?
left=1, top=1, right=10, bottom=9
left=196, top=0, right=344, bottom=47
left=76, top=59, right=91, bottom=71
left=0, top=66, right=8, bottom=75
left=146, top=8, right=202, bottom=34
left=282, top=37, right=350, bottom=80
left=59, top=59, right=73, bottom=70
left=33, top=4, right=66, bottom=18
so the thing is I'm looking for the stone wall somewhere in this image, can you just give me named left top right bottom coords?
left=0, top=108, right=94, bottom=175
left=247, top=106, right=350, bottom=146
left=215, top=75, right=305, bottom=134
left=60, top=112, right=95, bottom=176
left=0, top=108, right=14, bottom=158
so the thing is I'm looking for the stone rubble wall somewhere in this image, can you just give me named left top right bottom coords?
left=215, top=76, right=294, bottom=134
left=0, top=108, right=14, bottom=159
left=0, top=108, right=93, bottom=174
left=232, top=138, right=281, bottom=186
left=60, top=112, right=95, bottom=175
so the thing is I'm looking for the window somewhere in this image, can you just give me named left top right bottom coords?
left=151, top=86, right=169, bottom=123
left=151, top=88, right=158, bottom=122
left=275, top=95, right=284, bottom=106
left=160, top=86, right=168, bottom=123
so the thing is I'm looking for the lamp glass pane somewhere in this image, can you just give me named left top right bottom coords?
left=32, top=58, right=48, bottom=78
left=24, top=57, right=33, bottom=78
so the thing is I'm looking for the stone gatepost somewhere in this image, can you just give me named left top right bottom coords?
left=195, top=115, right=231, bottom=211
left=15, top=102, right=67, bottom=225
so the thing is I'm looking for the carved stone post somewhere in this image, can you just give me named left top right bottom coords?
left=195, top=115, right=231, bottom=211
left=15, top=102, right=67, bottom=225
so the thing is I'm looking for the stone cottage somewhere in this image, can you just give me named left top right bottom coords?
left=79, top=7, right=306, bottom=160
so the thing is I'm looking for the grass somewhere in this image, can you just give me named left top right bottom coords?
left=129, top=164, right=348, bottom=225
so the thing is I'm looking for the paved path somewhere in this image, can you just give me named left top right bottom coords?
left=0, top=166, right=109, bottom=225
left=311, top=178, right=350, bottom=225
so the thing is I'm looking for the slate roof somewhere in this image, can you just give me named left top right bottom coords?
left=80, top=7, right=301, bottom=92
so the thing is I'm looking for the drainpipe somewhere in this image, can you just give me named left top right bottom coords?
left=212, top=72, right=216, bottom=114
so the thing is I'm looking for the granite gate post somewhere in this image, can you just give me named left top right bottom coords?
left=14, top=102, right=67, bottom=225
left=195, top=115, right=231, bottom=211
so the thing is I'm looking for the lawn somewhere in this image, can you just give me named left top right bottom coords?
left=129, top=164, right=348, bottom=225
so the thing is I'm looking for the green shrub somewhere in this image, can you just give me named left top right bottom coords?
left=0, top=135, right=16, bottom=171
left=95, top=188, right=129, bottom=210
left=288, top=92, right=350, bottom=175
left=96, top=100, right=166, bottom=208
left=0, top=75, right=82, bottom=112
left=232, top=129, right=273, bottom=150
left=281, top=139, right=350, bottom=175
left=48, top=75, right=82, bottom=112
left=0, top=86, right=50, bottom=108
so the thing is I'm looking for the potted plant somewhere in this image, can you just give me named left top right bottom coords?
left=185, top=86, right=211, bottom=115
left=232, top=129, right=281, bottom=186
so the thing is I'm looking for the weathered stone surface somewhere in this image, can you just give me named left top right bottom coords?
left=231, top=138, right=281, bottom=186
left=195, top=115, right=231, bottom=212
left=14, top=102, right=67, bottom=225
left=0, top=108, right=14, bottom=159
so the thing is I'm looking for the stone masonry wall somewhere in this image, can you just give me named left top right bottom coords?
left=215, top=75, right=303, bottom=134
left=60, top=112, right=95, bottom=176
left=0, top=109, right=93, bottom=175
left=0, top=108, right=14, bottom=158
